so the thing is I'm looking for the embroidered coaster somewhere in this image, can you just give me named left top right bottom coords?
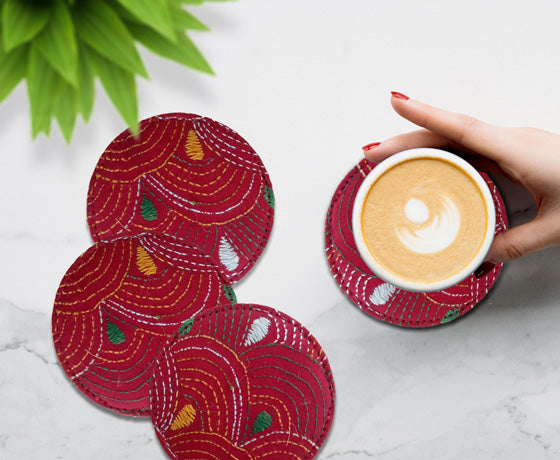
left=325, top=159, right=508, bottom=327
left=52, top=235, right=236, bottom=416
left=87, top=113, right=274, bottom=284
left=150, top=303, right=335, bottom=460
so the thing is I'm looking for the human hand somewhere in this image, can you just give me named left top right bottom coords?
left=363, top=92, right=560, bottom=276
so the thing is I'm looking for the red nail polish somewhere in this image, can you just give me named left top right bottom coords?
left=362, top=142, right=381, bottom=151
left=391, top=91, right=409, bottom=100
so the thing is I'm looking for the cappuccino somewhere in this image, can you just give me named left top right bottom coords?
left=353, top=149, right=495, bottom=291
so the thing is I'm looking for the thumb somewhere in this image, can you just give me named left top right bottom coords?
left=485, top=216, right=558, bottom=264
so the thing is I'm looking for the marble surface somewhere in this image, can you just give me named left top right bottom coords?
left=2, top=1, right=560, bottom=458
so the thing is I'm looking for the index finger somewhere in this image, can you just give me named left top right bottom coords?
left=390, top=93, right=511, bottom=162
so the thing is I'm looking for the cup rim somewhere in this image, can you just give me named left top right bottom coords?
left=352, top=148, right=496, bottom=292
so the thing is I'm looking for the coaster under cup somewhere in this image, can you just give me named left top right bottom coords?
left=325, top=159, right=508, bottom=327
left=150, top=303, right=335, bottom=460
left=52, top=235, right=235, bottom=416
left=87, top=113, right=274, bottom=284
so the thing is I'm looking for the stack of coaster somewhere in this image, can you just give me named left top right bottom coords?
left=325, top=159, right=508, bottom=327
left=52, top=114, right=335, bottom=459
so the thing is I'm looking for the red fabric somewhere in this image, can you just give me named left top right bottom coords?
left=52, top=235, right=235, bottom=416
left=87, top=113, right=274, bottom=284
left=325, top=159, right=508, bottom=327
left=150, top=303, right=335, bottom=460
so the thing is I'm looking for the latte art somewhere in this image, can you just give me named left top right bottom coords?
left=397, top=196, right=460, bottom=254
left=359, top=157, right=489, bottom=286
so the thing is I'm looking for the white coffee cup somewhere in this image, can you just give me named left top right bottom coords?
left=352, top=148, right=496, bottom=292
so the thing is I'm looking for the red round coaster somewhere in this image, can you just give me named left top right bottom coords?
left=325, top=159, right=508, bottom=327
left=87, top=113, right=274, bottom=284
left=150, top=303, right=335, bottom=460
left=52, top=235, right=236, bottom=416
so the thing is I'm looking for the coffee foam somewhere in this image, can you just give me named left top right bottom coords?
left=397, top=195, right=460, bottom=254
left=360, top=157, right=488, bottom=285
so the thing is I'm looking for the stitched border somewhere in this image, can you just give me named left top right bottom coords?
left=86, top=113, right=274, bottom=285
left=52, top=236, right=236, bottom=416
left=149, top=303, right=336, bottom=460
left=324, top=159, right=508, bottom=327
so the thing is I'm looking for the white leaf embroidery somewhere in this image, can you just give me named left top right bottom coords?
left=244, top=317, right=271, bottom=346
left=370, top=283, right=397, bottom=306
left=219, top=237, right=239, bottom=271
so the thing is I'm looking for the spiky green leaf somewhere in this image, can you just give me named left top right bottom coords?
left=55, top=83, right=78, bottom=143
left=86, top=47, right=138, bottom=135
left=74, top=0, right=148, bottom=78
left=0, top=45, right=28, bottom=104
left=2, top=0, right=51, bottom=51
left=174, top=0, right=237, bottom=4
left=117, top=0, right=176, bottom=42
left=170, top=5, right=210, bottom=31
left=27, top=44, right=65, bottom=138
left=128, top=22, right=213, bottom=74
left=36, top=0, right=78, bottom=85
left=77, top=45, right=95, bottom=121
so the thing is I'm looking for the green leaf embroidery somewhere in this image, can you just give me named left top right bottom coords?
left=2, top=0, right=51, bottom=52
left=251, top=411, right=272, bottom=435
left=106, top=319, right=126, bottom=345
left=264, top=186, right=275, bottom=209
left=117, top=0, right=176, bottom=42
left=0, top=45, right=28, bottom=105
left=178, top=318, right=194, bottom=336
left=74, top=0, right=148, bottom=78
left=441, top=308, right=460, bottom=324
left=36, top=0, right=78, bottom=86
left=223, top=285, right=237, bottom=304
left=140, top=195, right=158, bottom=221
left=86, top=46, right=139, bottom=135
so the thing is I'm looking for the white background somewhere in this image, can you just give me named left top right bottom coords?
left=2, top=1, right=560, bottom=458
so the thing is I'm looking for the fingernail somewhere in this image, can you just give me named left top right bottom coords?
left=474, top=261, right=495, bottom=279
left=362, top=142, right=381, bottom=151
left=391, top=91, right=409, bottom=100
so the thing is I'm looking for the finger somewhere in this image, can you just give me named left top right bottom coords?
left=363, top=129, right=451, bottom=162
left=485, top=216, right=560, bottom=264
left=362, top=129, right=504, bottom=177
left=390, top=93, right=510, bottom=162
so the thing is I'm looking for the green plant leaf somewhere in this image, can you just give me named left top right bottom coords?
left=117, top=0, right=176, bottom=42
left=0, top=44, right=28, bottom=104
left=86, top=46, right=138, bottom=135
left=74, top=0, right=148, bottom=78
left=2, top=0, right=51, bottom=52
left=170, top=5, right=209, bottom=31
left=173, top=0, right=235, bottom=4
left=175, top=0, right=237, bottom=4
left=77, top=44, right=95, bottom=121
left=54, top=83, right=78, bottom=143
left=27, top=44, right=65, bottom=138
left=128, top=22, right=213, bottom=74
left=36, top=0, right=78, bottom=85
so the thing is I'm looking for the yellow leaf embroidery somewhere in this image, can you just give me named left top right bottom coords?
left=171, top=404, right=197, bottom=431
left=186, top=130, right=204, bottom=160
left=136, top=246, right=157, bottom=275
